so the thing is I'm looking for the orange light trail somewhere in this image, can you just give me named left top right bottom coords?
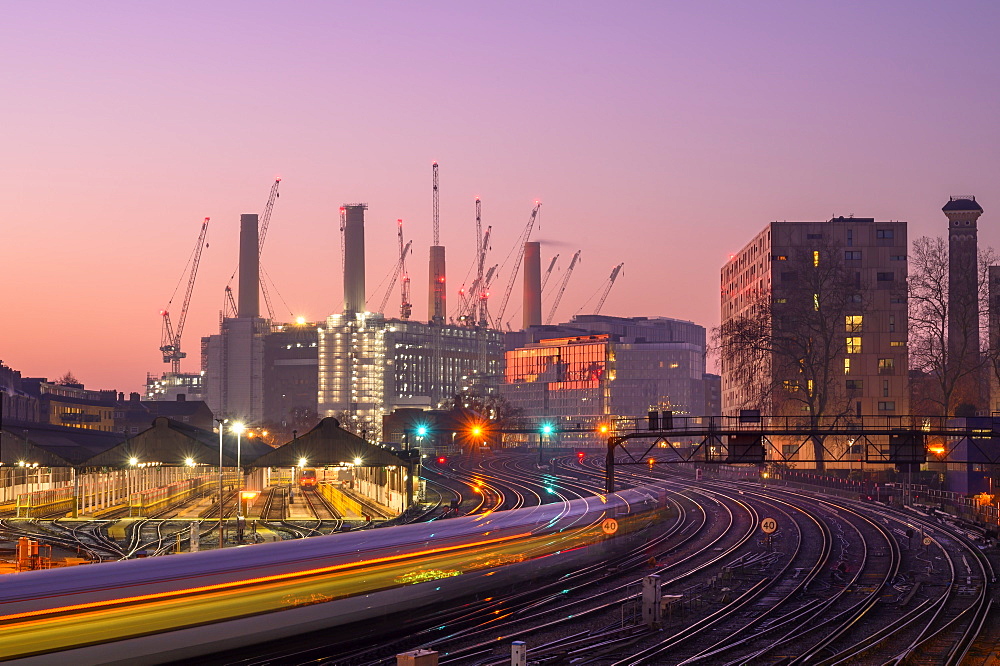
left=0, top=531, right=532, bottom=624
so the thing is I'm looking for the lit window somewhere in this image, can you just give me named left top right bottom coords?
left=782, top=380, right=799, bottom=392
left=813, top=250, right=820, bottom=267
left=846, top=315, right=863, bottom=332
left=890, top=341, right=905, bottom=347
left=878, top=358, right=895, bottom=374
left=846, top=337, right=862, bottom=354
left=814, top=293, right=820, bottom=311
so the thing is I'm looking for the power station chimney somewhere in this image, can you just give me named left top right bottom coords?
left=429, top=162, right=446, bottom=324
left=238, top=214, right=260, bottom=318
left=523, top=241, right=542, bottom=328
left=342, top=204, right=368, bottom=315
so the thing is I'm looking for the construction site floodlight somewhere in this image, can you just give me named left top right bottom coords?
left=298, top=457, right=308, bottom=468
left=129, top=457, right=139, bottom=466
left=353, top=457, right=363, bottom=466
left=230, top=422, right=246, bottom=435
left=184, top=457, right=195, bottom=467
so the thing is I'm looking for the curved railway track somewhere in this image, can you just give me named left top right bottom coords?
left=219, top=452, right=995, bottom=666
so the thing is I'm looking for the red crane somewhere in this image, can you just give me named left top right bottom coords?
left=160, top=217, right=211, bottom=374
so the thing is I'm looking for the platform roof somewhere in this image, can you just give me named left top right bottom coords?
left=0, top=420, right=125, bottom=466
left=250, top=418, right=416, bottom=468
left=83, top=417, right=273, bottom=468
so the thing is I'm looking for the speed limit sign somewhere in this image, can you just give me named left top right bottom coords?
left=922, top=536, right=932, bottom=546
left=602, top=518, right=619, bottom=535
left=761, top=518, right=778, bottom=534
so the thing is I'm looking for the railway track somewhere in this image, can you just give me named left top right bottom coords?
left=216, top=452, right=994, bottom=666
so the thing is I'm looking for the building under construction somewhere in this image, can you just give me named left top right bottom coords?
left=318, top=201, right=503, bottom=440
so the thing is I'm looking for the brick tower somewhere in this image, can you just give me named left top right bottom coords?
left=944, top=195, right=984, bottom=413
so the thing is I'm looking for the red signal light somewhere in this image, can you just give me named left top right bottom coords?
left=577, top=451, right=585, bottom=459
left=437, top=456, right=446, bottom=464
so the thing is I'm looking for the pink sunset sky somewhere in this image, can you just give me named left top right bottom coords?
left=3, top=2, right=999, bottom=393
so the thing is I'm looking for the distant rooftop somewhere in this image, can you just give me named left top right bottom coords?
left=943, top=196, right=983, bottom=213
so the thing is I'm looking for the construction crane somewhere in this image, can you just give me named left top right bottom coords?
left=457, top=199, right=493, bottom=325
left=399, top=220, right=413, bottom=320
left=541, top=254, right=560, bottom=291
left=432, top=162, right=440, bottom=246
left=545, top=250, right=581, bottom=325
left=494, top=202, right=541, bottom=328
left=378, top=220, right=414, bottom=318
left=257, top=178, right=281, bottom=320
left=594, top=263, right=625, bottom=314
left=160, top=217, right=211, bottom=374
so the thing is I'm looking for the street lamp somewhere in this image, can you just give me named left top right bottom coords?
left=231, top=422, right=245, bottom=516
left=215, top=418, right=227, bottom=549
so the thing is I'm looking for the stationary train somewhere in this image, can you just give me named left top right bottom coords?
left=0, top=483, right=670, bottom=664
left=297, top=467, right=317, bottom=488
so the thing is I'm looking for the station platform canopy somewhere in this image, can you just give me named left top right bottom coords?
left=84, top=417, right=273, bottom=468
left=250, top=418, right=418, bottom=469
left=1, top=417, right=418, bottom=470
left=0, top=420, right=125, bottom=467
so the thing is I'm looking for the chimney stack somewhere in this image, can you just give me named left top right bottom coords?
left=523, top=241, right=542, bottom=328
left=342, top=204, right=368, bottom=315
left=238, top=214, right=260, bottom=318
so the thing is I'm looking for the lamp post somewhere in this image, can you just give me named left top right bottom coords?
left=216, top=418, right=227, bottom=549
left=231, top=422, right=245, bottom=517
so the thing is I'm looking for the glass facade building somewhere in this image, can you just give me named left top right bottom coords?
left=502, top=315, right=712, bottom=448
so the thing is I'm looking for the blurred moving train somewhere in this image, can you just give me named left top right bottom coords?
left=0, top=483, right=670, bottom=664
left=298, top=468, right=317, bottom=488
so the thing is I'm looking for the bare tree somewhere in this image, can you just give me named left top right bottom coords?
left=908, top=236, right=994, bottom=416
left=715, top=242, right=867, bottom=470
left=56, top=371, right=79, bottom=386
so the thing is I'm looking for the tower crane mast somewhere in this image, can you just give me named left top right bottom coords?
left=257, top=178, right=281, bottom=321
left=432, top=162, right=440, bottom=246
left=161, top=217, right=211, bottom=374
left=595, top=263, right=625, bottom=314
left=494, top=202, right=541, bottom=328
left=546, top=250, right=581, bottom=324
left=399, top=219, right=413, bottom=320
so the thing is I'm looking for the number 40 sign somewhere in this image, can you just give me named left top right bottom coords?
left=760, top=518, right=778, bottom=534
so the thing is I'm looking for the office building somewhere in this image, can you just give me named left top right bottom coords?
left=502, top=315, right=712, bottom=447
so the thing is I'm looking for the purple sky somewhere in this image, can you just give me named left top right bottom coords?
left=4, top=2, right=1000, bottom=392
